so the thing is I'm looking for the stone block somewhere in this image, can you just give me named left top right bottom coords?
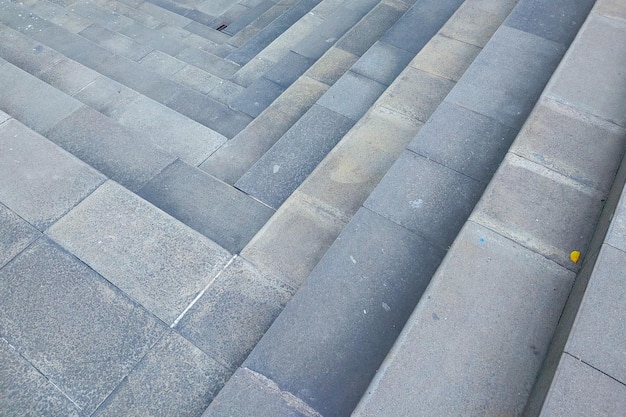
left=79, top=24, right=152, bottom=61
left=37, top=57, right=100, bottom=96
left=235, top=105, right=354, bottom=209
left=171, top=63, right=222, bottom=94
left=72, top=75, right=140, bottom=116
left=244, top=207, right=444, bottom=417
left=0, top=238, right=165, bottom=414
left=264, top=51, right=314, bottom=87
left=411, top=33, right=481, bottom=82
left=446, top=25, right=564, bottom=130
left=471, top=154, right=604, bottom=270
left=47, top=181, right=232, bottom=324
left=176, top=257, right=294, bottom=369
left=207, top=79, right=246, bottom=105
left=317, top=71, right=386, bottom=121
left=176, top=47, right=240, bottom=78
left=545, top=14, right=626, bottom=128
left=0, top=26, right=63, bottom=74
left=305, top=46, right=358, bottom=85
left=0, top=119, right=105, bottom=230
left=606, top=185, right=626, bottom=253
left=0, top=203, right=40, bottom=268
left=408, top=101, right=515, bottom=183
left=351, top=41, right=413, bottom=86
left=139, top=51, right=187, bottom=77
left=595, top=0, right=626, bottom=21
left=353, top=221, right=574, bottom=417
left=119, top=21, right=187, bottom=56
left=230, top=77, right=285, bottom=117
left=270, top=75, right=328, bottom=118
left=365, top=150, right=484, bottom=249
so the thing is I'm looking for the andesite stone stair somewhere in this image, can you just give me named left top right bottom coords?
left=0, top=0, right=624, bottom=416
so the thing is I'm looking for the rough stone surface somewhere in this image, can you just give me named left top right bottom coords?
left=354, top=221, right=575, bottom=417
left=305, top=46, right=358, bottom=86
left=0, top=119, right=105, bottom=230
left=47, top=181, right=232, bottom=324
left=317, top=71, right=387, bottom=121
left=0, top=238, right=166, bottom=415
left=351, top=41, right=414, bottom=86
left=264, top=51, right=314, bottom=87
left=230, top=77, right=286, bottom=118
left=0, top=203, right=39, bottom=268
left=410, top=33, right=481, bottom=82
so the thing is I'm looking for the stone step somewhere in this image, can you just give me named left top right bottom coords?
left=233, top=0, right=465, bottom=209
left=201, top=0, right=602, bottom=415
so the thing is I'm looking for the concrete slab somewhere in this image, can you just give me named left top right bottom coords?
left=446, top=25, right=564, bottom=130
left=264, top=50, right=314, bottom=87
left=408, top=101, right=516, bottom=183
left=317, top=71, right=387, bottom=121
left=351, top=41, right=414, bottom=86
left=171, top=64, right=222, bottom=94
left=595, top=0, right=626, bottom=21
left=139, top=51, right=186, bottom=77
left=0, top=238, right=166, bottom=414
left=0, top=203, right=40, bottom=268
left=269, top=75, right=328, bottom=118
left=243, top=207, right=444, bottom=417
left=545, top=13, right=626, bottom=128
left=92, top=330, right=231, bottom=417
left=0, top=25, right=63, bottom=75
left=471, top=154, right=604, bottom=270
left=138, top=160, right=274, bottom=254
left=78, top=24, right=152, bottom=61
left=47, top=181, right=232, bottom=324
left=72, top=75, right=140, bottom=116
left=176, top=257, right=295, bottom=369
left=0, top=119, right=105, bottom=230
left=539, top=354, right=626, bottom=417
left=176, top=47, right=240, bottom=78
left=119, top=21, right=188, bottom=56
left=38, top=57, right=100, bottom=96
left=353, top=221, right=575, bottom=417
left=410, top=33, right=481, bottom=82
left=606, top=184, right=626, bottom=253
left=511, top=97, right=626, bottom=194
left=207, top=79, right=247, bottom=105
left=365, top=150, right=484, bottom=249
left=230, top=77, right=286, bottom=118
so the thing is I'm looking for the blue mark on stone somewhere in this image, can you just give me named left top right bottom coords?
left=479, top=238, right=485, bottom=243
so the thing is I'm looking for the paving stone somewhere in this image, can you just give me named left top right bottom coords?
left=0, top=203, right=40, bottom=268
left=381, top=0, right=464, bottom=53
left=93, top=330, right=231, bottom=417
left=408, top=101, right=516, bottom=183
left=230, top=77, right=286, bottom=117
left=73, top=75, right=140, bottom=116
left=511, top=98, right=626, bottom=194
left=377, top=67, right=454, bottom=123
left=0, top=25, right=64, bottom=74
left=304, top=46, right=358, bottom=85
left=228, top=24, right=262, bottom=48
left=138, top=2, right=192, bottom=28
left=92, top=0, right=161, bottom=29
left=176, top=257, right=294, bottom=369
left=351, top=41, right=413, bottom=86
left=0, top=337, right=82, bottom=417
left=249, top=4, right=289, bottom=30
left=68, top=1, right=135, bottom=31
left=270, top=75, right=328, bottom=118
left=606, top=184, right=626, bottom=253
left=264, top=50, right=314, bottom=87
left=223, top=0, right=275, bottom=35
left=118, top=21, right=188, bottom=56
left=79, top=24, right=152, bottom=61
left=336, top=2, right=407, bottom=56
left=504, top=0, right=595, bottom=45
left=471, top=154, right=604, bottom=270
left=595, top=0, right=626, bottom=21
left=47, top=181, right=232, bottom=324
left=440, top=0, right=518, bottom=47
left=46, top=106, right=175, bottom=192
left=207, top=78, right=247, bottom=105
left=539, top=353, right=626, bottom=417
left=231, top=56, right=276, bottom=87
left=410, top=33, right=481, bottom=82
left=236, top=105, right=354, bottom=209
left=27, top=0, right=92, bottom=33
left=564, top=244, right=626, bottom=383
left=317, top=71, right=386, bottom=121
left=353, top=221, right=575, bottom=417
left=138, top=160, right=274, bottom=254
left=171, top=64, right=222, bottom=94
left=300, top=105, right=422, bottom=217
left=139, top=50, right=187, bottom=77
left=0, top=119, right=104, bottom=230
left=365, top=151, right=484, bottom=249
left=244, top=207, right=444, bottom=417
left=545, top=14, right=626, bottom=128
left=203, top=368, right=313, bottom=417
left=111, top=95, right=226, bottom=165
left=37, top=57, right=100, bottom=96
left=0, top=237, right=166, bottom=414
left=176, top=47, right=240, bottom=78
left=446, top=26, right=564, bottom=130
left=0, top=63, right=83, bottom=133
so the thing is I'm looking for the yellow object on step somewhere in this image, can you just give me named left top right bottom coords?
left=570, top=250, right=581, bottom=264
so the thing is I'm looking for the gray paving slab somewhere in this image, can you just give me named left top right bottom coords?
left=446, top=25, right=564, bottom=130
left=176, top=47, right=240, bottom=78
left=408, top=101, right=516, bottom=183
left=26, top=0, right=92, bottom=33
left=138, top=160, right=274, bottom=254
left=511, top=97, right=626, bottom=194
left=353, top=221, right=575, bottom=417
left=118, top=21, right=188, bottom=56
left=565, top=244, right=626, bottom=384
left=227, top=24, right=261, bottom=48
left=176, top=257, right=294, bottom=369
left=381, top=0, right=464, bottom=53
left=0, top=337, right=82, bottom=417
left=207, top=78, right=247, bottom=105
left=317, top=71, right=386, bottom=121
left=410, top=33, right=481, bottom=82
left=68, top=1, right=135, bottom=31
left=137, top=1, right=193, bottom=28
left=0, top=24, right=64, bottom=75
left=47, top=181, right=232, bottom=324
left=606, top=183, right=626, bottom=253
left=377, top=66, right=455, bottom=123
left=0, top=119, right=105, bottom=230
left=0, top=63, right=83, bottom=133
left=0, top=203, right=40, bottom=269
left=304, top=46, right=358, bottom=85
left=243, top=207, right=444, bottom=417
left=264, top=50, right=314, bottom=87
left=79, top=24, right=152, bottom=61
left=90, top=0, right=162, bottom=29
left=73, top=75, right=140, bottom=116
left=223, top=0, right=275, bottom=35
left=110, top=95, right=226, bottom=166
left=539, top=353, right=626, bottom=417
left=230, top=77, right=286, bottom=117
left=203, top=368, right=313, bottom=417
left=365, top=150, right=484, bottom=249
left=268, top=75, right=328, bottom=118
left=46, top=106, right=175, bottom=192
left=235, top=104, right=354, bottom=209
left=545, top=13, right=626, bottom=128
left=241, top=191, right=347, bottom=288
left=93, top=330, right=231, bottom=417
left=38, top=57, right=101, bottom=96
left=504, top=0, right=595, bottom=46
left=596, top=0, right=626, bottom=21
left=171, top=64, right=222, bottom=94
left=0, top=237, right=166, bottom=414
left=471, top=154, right=604, bottom=270
left=336, top=2, right=407, bottom=57
left=350, top=41, right=414, bottom=86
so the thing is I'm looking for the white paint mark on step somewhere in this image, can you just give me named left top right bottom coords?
left=350, top=255, right=357, bottom=264
left=382, top=302, right=390, bottom=312
left=410, top=199, right=424, bottom=209
left=273, top=164, right=280, bottom=174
